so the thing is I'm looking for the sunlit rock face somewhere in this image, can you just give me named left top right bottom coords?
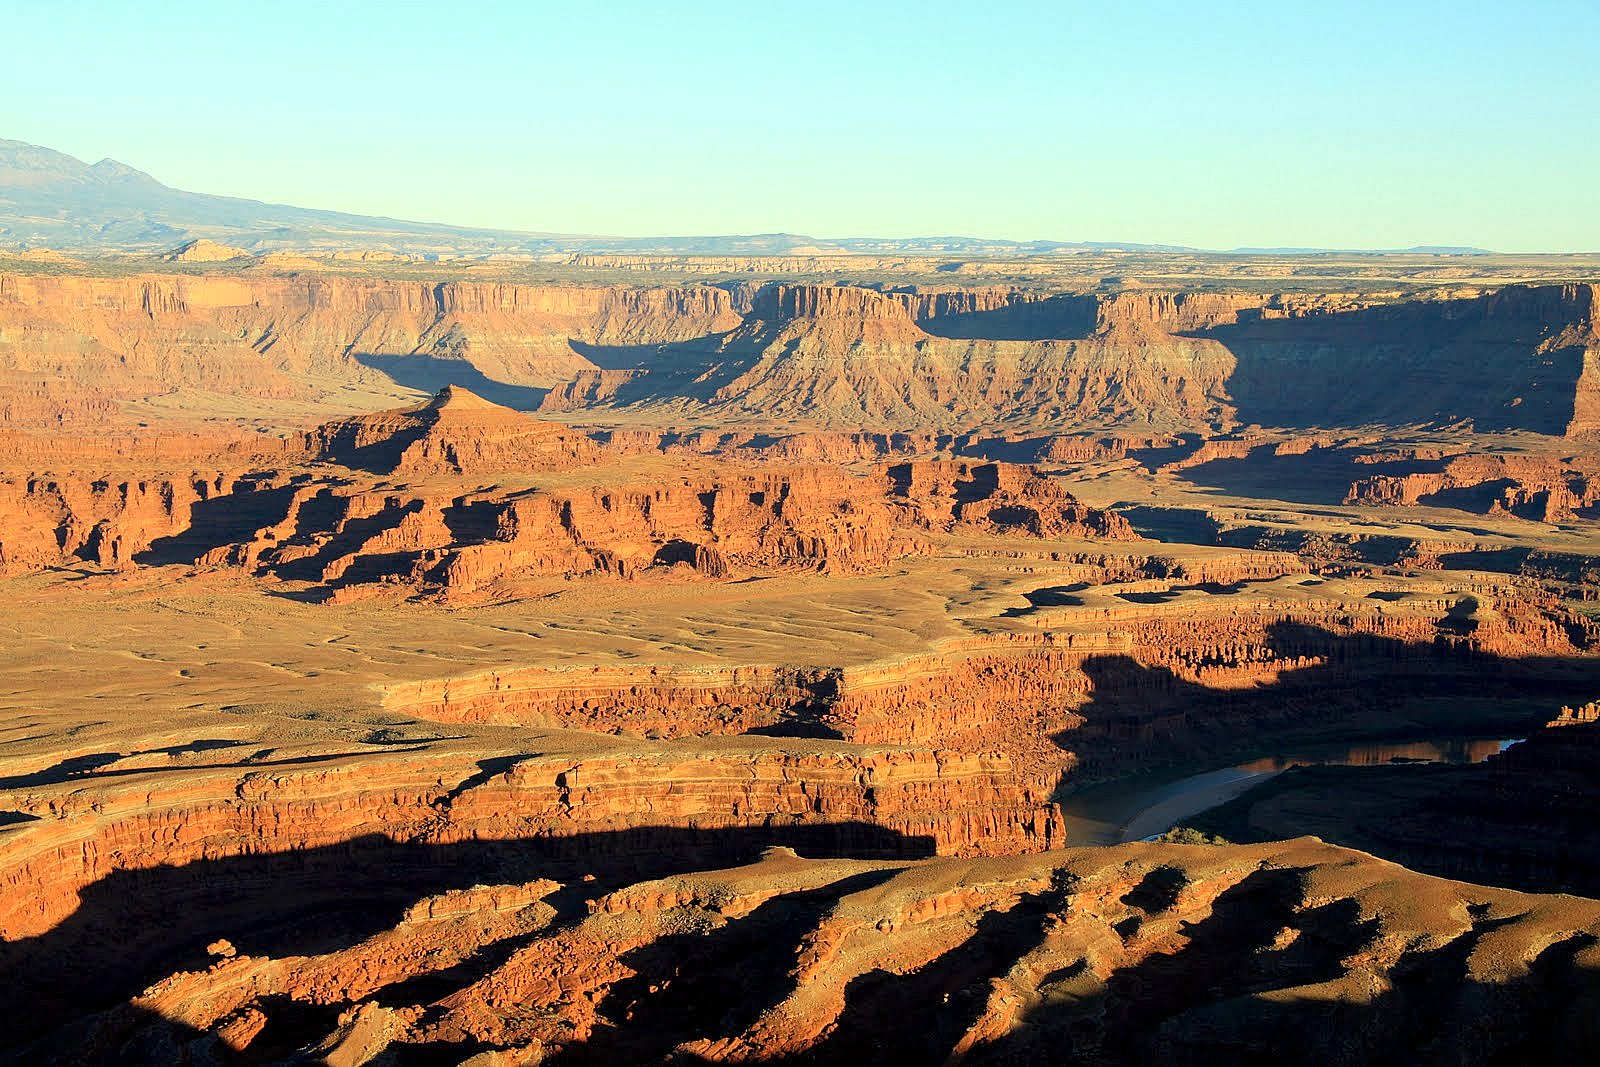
left=4, top=251, right=1600, bottom=1064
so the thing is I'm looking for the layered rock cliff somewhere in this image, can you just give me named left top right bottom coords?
left=538, top=281, right=1598, bottom=434
left=3, top=265, right=1594, bottom=435
left=1345, top=451, right=1600, bottom=522
left=0, top=270, right=741, bottom=424
left=0, top=393, right=1140, bottom=589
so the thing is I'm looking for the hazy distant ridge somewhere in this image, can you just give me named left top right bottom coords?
left=0, top=139, right=1491, bottom=257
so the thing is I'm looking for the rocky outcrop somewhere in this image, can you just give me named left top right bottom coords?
left=0, top=396, right=1139, bottom=589
left=163, top=239, right=249, bottom=263
left=885, top=460, right=1139, bottom=539
left=0, top=471, right=280, bottom=572
left=304, top=385, right=600, bottom=474
left=590, top=427, right=1143, bottom=465
left=20, top=838, right=1600, bottom=1064
left=1345, top=451, right=1600, bottom=522
left=202, top=465, right=919, bottom=592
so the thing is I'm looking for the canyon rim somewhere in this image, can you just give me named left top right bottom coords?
left=4, top=3, right=1600, bottom=1064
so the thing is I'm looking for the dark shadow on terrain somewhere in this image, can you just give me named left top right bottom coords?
left=0, top=747, right=425, bottom=790
left=263, top=585, right=337, bottom=604
left=565, top=333, right=759, bottom=406
left=776, top=877, right=1074, bottom=1064
left=1057, top=620, right=1600, bottom=787
left=33, top=1006, right=218, bottom=1067
left=741, top=861, right=1598, bottom=1066
left=1124, top=433, right=1205, bottom=472
left=1118, top=504, right=1226, bottom=543
left=1000, top=582, right=1089, bottom=616
left=567, top=337, right=719, bottom=372
left=134, top=480, right=305, bottom=566
left=552, top=868, right=902, bottom=1065
left=1172, top=444, right=1386, bottom=505
left=744, top=670, right=846, bottom=740
left=1188, top=717, right=1600, bottom=898
left=916, top=293, right=1098, bottom=341
left=0, top=739, right=247, bottom=789
left=951, top=868, right=1600, bottom=1066
left=1158, top=446, right=1578, bottom=522
left=1186, top=293, right=1589, bottom=434
left=1119, top=864, right=1189, bottom=912
left=62, top=884, right=1600, bottom=1066
left=1121, top=504, right=1598, bottom=588
left=0, top=824, right=934, bottom=1052
left=354, top=353, right=549, bottom=410
left=1115, top=589, right=1181, bottom=604
left=270, top=499, right=427, bottom=581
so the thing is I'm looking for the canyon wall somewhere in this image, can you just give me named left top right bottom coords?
left=1211, top=283, right=1599, bottom=435
left=0, top=744, right=1058, bottom=945
left=0, top=271, right=742, bottom=423
left=1344, top=451, right=1600, bottom=522
left=382, top=589, right=1598, bottom=780
left=540, top=281, right=1599, bottom=432
left=4, top=266, right=1594, bottom=435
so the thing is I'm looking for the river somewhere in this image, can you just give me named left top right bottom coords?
left=1058, top=736, right=1520, bottom=846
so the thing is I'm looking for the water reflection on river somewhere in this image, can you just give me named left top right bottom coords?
left=1059, top=737, right=1520, bottom=847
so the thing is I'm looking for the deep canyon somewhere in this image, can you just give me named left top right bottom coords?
left=3, top=246, right=1600, bottom=1064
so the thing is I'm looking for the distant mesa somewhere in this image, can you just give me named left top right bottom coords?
left=253, top=250, right=323, bottom=271
left=12, top=247, right=75, bottom=262
left=163, top=238, right=250, bottom=263
left=327, top=249, right=414, bottom=263
left=306, top=384, right=600, bottom=475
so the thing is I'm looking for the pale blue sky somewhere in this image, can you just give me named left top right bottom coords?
left=5, top=0, right=1596, bottom=250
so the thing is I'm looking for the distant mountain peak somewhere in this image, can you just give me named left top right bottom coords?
left=0, top=139, right=159, bottom=187
left=0, top=136, right=1499, bottom=258
left=87, top=157, right=158, bottom=184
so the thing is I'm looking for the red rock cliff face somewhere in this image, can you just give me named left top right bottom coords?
left=381, top=591, right=1597, bottom=782
left=0, top=742, right=1059, bottom=943
left=0, top=471, right=272, bottom=572
left=885, top=460, right=1139, bottom=539
left=0, top=390, right=1140, bottom=589
left=654, top=284, right=1233, bottom=429
left=6, top=268, right=1592, bottom=434
left=541, top=282, right=1599, bottom=435
left=0, top=271, right=741, bottom=423
left=1345, top=451, right=1600, bottom=522
left=1216, top=283, right=1599, bottom=435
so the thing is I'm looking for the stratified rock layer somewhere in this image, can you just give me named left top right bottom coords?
left=3, top=267, right=1595, bottom=433
left=0, top=392, right=1140, bottom=591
